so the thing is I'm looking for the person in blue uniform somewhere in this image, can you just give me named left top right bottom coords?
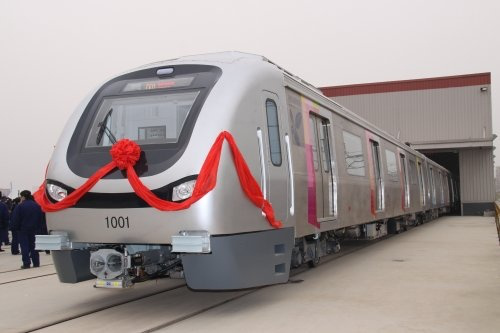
left=0, top=193, right=9, bottom=252
left=11, top=190, right=42, bottom=269
left=9, top=197, right=21, bottom=255
left=0, top=194, right=11, bottom=245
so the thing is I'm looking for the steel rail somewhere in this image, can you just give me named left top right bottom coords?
left=21, top=222, right=429, bottom=333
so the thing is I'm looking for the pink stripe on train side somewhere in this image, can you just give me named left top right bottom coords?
left=301, top=96, right=320, bottom=228
left=305, top=144, right=319, bottom=227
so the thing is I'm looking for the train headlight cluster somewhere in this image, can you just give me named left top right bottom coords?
left=172, top=180, right=196, bottom=201
left=46, top=183, right=68, bottom=202
left=89, top=249, right=126, bottom=280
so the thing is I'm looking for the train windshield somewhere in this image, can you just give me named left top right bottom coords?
left=67, top=65, right=221, bottom=179
left=86, top=91, right=200, bottom=147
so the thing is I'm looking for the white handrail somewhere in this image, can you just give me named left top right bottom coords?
left=285, top=134, right=295, bottom=216
left=256, top=128, right=267, bottom=200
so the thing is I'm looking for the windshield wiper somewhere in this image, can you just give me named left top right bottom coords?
left=96, top=108, right=117, bottom=145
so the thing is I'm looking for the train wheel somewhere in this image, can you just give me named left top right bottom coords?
left=291, top=247, right=303, bottom=268
left=308, top=256, right=320, bottom=268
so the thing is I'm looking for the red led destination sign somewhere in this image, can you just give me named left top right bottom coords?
left=123, top=76, right=194, bottom=93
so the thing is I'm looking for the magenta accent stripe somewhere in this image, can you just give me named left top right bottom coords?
left=305, top=144, right=319, bottom=227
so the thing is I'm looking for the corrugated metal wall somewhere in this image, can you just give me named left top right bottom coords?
left=332, top=85, right=492, bottom=144
left=496, top=166, right=500, bottom=192
left=459, top=148, right=496, bottom=203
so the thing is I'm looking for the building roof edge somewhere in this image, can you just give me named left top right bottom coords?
left=320, top=72, right=491, bottom=97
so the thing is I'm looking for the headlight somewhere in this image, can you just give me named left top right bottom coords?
left=107, top=254, right=123, bottom=273
left=172, top=180, right=196, bottom=201
left=46, top=183, right=68, bottom=202
left=90, top=255, right=105, bottom=274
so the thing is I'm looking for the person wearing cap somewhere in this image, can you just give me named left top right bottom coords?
left=0, top=192, right=9, bottom=252
left=11, top=190, right=42, bottom=269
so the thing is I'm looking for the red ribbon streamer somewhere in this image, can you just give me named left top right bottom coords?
left=34, top=131, right=282, bottom=229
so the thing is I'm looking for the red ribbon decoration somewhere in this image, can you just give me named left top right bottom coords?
left=34, top=131, right=282, bottom=229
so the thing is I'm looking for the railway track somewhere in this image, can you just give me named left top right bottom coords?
left=24, top=235, right=393, bottom=333
left=0, top=272, right=57, bottom=286
left=0, top=222, right=435, bottom=333
left=0, top=250, right=55, bottom=285
left=0, top=263, right=53, bottom=275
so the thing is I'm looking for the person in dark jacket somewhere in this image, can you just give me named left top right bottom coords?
left=0, top=194, right=11, bottom=246
left=9, top=197, right=21, bottom=255
left=11, top=190, right=42, bottom=268
left=0, top=192, right=9, bottom=252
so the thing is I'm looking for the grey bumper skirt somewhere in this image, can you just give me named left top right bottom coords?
left=181, top=227, right=294, bottom=290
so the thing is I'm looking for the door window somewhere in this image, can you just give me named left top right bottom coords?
left=429, top=166, right=436, bottom=205
left=400, top=153, right=410, bottom=208
left=265, top=99, right=282, bottom=166
left=417, top=161, right=425, bottom=206
left=370, top=140, right=384, bottom=211
left=309, top=117, right=320, bottom=171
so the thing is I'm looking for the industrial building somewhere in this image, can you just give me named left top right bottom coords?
left=320, top=73, right=496, bottom=216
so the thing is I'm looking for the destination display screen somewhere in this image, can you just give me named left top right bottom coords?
left=122, top=76, right=194, bottom=92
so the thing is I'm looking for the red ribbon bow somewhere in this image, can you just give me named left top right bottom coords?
left=110, top=139, right=141, bottom=170
left=34, top=132, right=282, bottom=229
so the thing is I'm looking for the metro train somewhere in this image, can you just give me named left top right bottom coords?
left=35, top=52, right=457, bottom=290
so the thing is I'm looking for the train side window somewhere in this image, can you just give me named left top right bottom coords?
left=265, top=99, right=282, bottom=166
left=385, top=150, right=397, bottom=175
left=342, top=131, right=365, bottom=176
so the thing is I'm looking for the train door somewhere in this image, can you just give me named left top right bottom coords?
left=399, top=152, right=410, bottom=209
left=369, top=139, right=384, bottom=212
left=308, top=114, right=336, bottom=220
left=424, top=161, right=431, bottom=206
left=439, top=170, right=446, bottom=204
left=448, top=175, right=454, bottom=204
left=417, top=160, right=426, bottom=207
left=260, top=91, right=288, bottom=222
left=429, top=166, right=436, bottom=205
left=445, top=174, right=450, bottom=204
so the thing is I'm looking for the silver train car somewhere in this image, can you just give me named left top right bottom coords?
left=36, top=52, right=456, bottom=289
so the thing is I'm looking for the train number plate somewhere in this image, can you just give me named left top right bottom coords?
left=105, top=216, right=130, bottom=229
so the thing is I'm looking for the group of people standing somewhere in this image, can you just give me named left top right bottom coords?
left=0, top=190, right=48, bottom=269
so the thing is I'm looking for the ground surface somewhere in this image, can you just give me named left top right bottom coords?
left=0, top=216, right=498, bottom=333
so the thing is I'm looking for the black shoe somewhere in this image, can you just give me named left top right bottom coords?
left=0, top=249, right=5, bottom=252
left=33, top=265, right=40, bottom=268
left=11, top=252, right=20, bottom=255
left=20, top=265, right=30, bottom=269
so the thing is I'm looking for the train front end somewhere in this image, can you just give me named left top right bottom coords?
left=35, top=55, right=293, bottom=290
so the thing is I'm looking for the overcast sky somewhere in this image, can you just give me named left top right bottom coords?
left=0, top=0, right=498, bottom=192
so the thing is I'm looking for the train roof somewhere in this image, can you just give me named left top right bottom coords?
left=130, top=52, right=450, bottom=173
